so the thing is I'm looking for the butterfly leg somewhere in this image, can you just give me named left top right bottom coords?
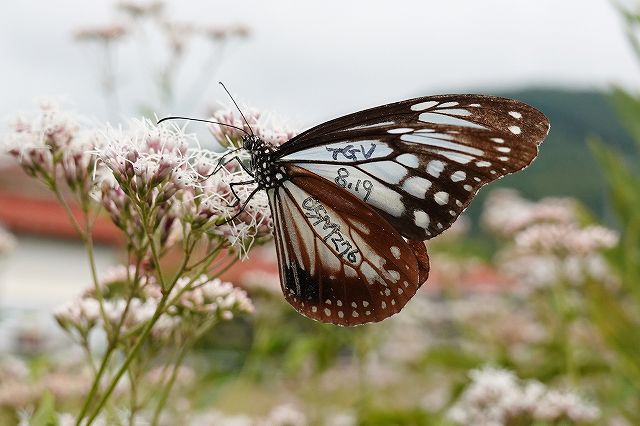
left=212, top=156, right=252, bottom=177
left=227, top=180, right=257, bottom=207
left=217, top=186, right=262, bottom=226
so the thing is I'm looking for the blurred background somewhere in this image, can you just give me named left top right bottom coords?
left=1, top=0, right=640, bottom=425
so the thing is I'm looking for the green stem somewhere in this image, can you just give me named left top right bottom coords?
left=150, top=341, right=190, bottom=426
left=52, top=187, right=112, bottom=337
left=127, top=366, right=139, bottom=426
left=150, top=318, right=219, bottom=426
left=83, top=229, right=193, bottom=425
left=551, top=278, right=576, bottom=383
left=83, top=293, right=170, bottom=426
left=80, top=336, right=98, bottom=374
left=76, top=345, right=115, bottom=425
left=76, top=252, right=147, bottom=425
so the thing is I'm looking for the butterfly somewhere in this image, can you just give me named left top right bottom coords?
left=165, top=93, right=550, bottom=326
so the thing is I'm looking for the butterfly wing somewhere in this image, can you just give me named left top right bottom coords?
left=268, top=165, right=429, bottom=325
left=275, top=95, right=549, bottom=240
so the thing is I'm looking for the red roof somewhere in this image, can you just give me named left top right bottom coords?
left=0, top=166, right=122, bottom=245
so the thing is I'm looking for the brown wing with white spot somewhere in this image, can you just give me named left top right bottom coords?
left=268, top=165, right=430, bottom=326
left=275, top=95, right=549, bottom=240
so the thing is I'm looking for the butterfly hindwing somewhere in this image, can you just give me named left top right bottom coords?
left=268, top=165, right=429, bottom=325
left=275, top=95, right=549, bottom=239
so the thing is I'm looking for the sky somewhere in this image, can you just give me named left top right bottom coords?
left=1, top=0, right=639, bottom=128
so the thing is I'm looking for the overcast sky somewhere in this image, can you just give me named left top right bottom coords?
left=1, top=0, right=639, bottom=128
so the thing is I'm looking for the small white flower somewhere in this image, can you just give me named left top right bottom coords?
left=260, top=403, right=307, bottom=426
left=171, top=275, right=254, bottom=318
left=95, top=118, right=194, bottom=188
left=534, top=389, right=600, bottom=423
left=448, top=366, right=600, bottom=425
left=515, top=223, right=619, bottom=255
left=208, top=106, right=297, bottom=148
left=2, top=99, right=91, bottom=181
left=54, top=298, right=102, bottom=332
left=482, top=189, right=577, bottom=237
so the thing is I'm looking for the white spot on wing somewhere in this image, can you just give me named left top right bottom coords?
left=390, top=246, right=401, bottom=259
left=427, top=160, right=445, bottom=177
left=350, top=220, right=370, bottom=234
left=418, top=112, right=487, bottom=129
left=360, top=161, right=408, bottom=184
left=411, top=100, right=439, bottom=111
left=402, top=176, right=432, bottom=198
left=509, top=125, right=522, bottom=135
left=396, top=153, right=420, bottom=168
left=434, top=191, right=450, bottom=205
left=441, top=152, right=475, bottom=164
left=414, top=210, right=430, bottom=228
left=343, top=121, right=395, bottom=131
left=400, top=134, right=484, bottom=156
left=437, top=108, right=471, bottom=116
left=509, top=111, right=522, bottom=119
left=361, top=262, right=379, bottom=286
left=388, top=128, right=414, bottom=134
left=451, top=171, right=466, bottom=182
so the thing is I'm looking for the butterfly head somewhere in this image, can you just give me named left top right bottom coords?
left=242, top=134, right=262, bottom=152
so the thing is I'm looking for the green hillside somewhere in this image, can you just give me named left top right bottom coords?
left=463, top=88, right=634, bottom=220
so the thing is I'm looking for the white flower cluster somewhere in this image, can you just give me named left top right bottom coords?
left=54, top=298, right=103, bottom=334
left=3, top=101, right=288, bottom=252
left=482, top=190, right=619, bottom=289
left=100, top=118, right=190, bottom=182
left=208, top=106, right=298, bottom=148
left=187, top=403, right=307, bottom=426
left=169, top=274, right=254, bottom=320
left=448, top=366, right=600, bottom=426
left=93, top=117, right=276, bottom=252
left=54, top=265, right=253, bottom=339
left=514, top=223, right=619, bottom=255
left=2, top=99, right=101, bottom=192
left=482, top=189, right=577, bottom=237
left=258, top=403, right=307, bottom=426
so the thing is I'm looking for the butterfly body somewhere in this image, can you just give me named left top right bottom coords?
left=229, top=94, right=549, bottom=326
left=243, top=135, right=287, bottom=189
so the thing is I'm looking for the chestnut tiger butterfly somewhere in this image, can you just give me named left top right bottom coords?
left=160, top=88, right=549, bottom=326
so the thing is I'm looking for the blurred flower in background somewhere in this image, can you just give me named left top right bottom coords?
left=0, top=226, right=16, bottom=256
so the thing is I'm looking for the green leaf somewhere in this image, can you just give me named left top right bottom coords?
left=588, top=137, right=640, bottom=225
left=610, top=87, right=640, bottom=153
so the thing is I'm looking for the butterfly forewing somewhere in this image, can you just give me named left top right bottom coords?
left=275, top=95, right=549, bottom=239
left=268, top=166, right=429, bottom=325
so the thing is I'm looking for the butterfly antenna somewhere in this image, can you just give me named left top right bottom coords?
left=157, top=115, right=250, bottom=136
left=219, top=81, right=255, bottom=136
